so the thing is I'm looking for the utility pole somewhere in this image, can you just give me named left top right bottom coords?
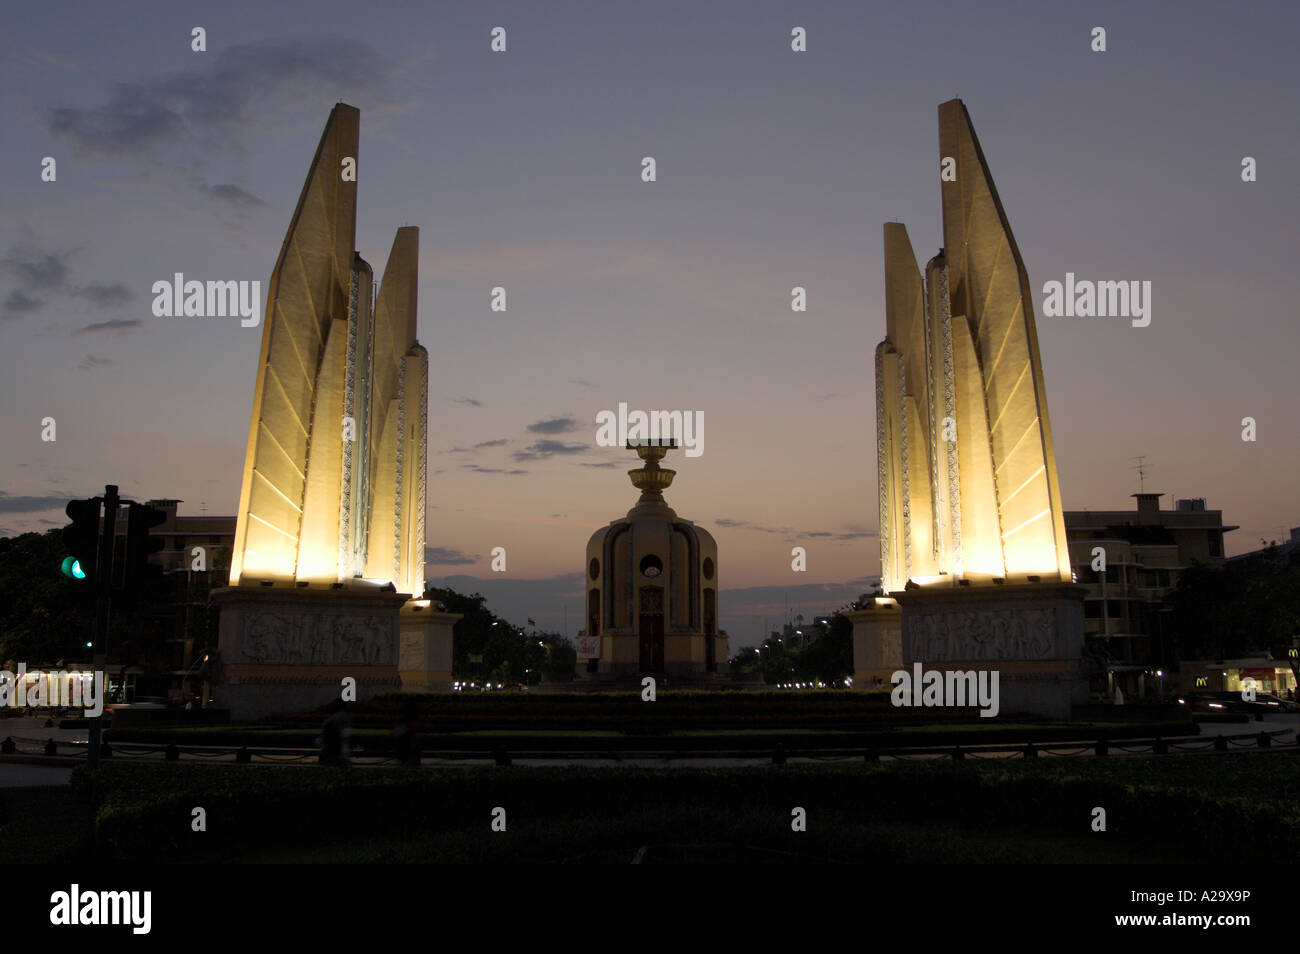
left=88, top=484, right=119, bottom=769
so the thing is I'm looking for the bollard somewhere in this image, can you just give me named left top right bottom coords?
left=1024, top=741, right=1038, bottom=759
left=101, top=740, right=112, bottom=758
left=1095, top=738, right=1108, bottom=757
left=235, top=746, right=251, bottom=764
left=165, top=744, right=180, bottom=762
left=1, top=737, right=14, bottom=754
left=1258, top=731, right=1271, bottom=749
left=1213, top=735, right=1227, bottom=752
left=493, top=747, right=511, bottom=766
left=772, top=743, right=787, bottom=765
left=863, top=748, right=879, bottom=763
left=952, top=745, right=964, bottom=761
left=45, top=738, right=58, bottom=756
left=1154, top=736, right=1168, bottom=755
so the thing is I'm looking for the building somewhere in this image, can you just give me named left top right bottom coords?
left=139, top=499, right=236, bottom=574
left=579, top=443, right=727, bottom=680
left=92, top=499, right=235, bottom=702
left=1227, top=526, right=1300, bottom=565
left=1064, top=493, right=1237, bottom=700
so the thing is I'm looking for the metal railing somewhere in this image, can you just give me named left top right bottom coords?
left=3, top=728, right=1295, bottom=765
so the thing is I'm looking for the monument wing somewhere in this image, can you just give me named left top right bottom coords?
left=230, top=105, right=360, bottom=583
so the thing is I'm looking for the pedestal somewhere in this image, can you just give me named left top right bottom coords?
left=398, top=603, right=461, bottom=691
left=893, top=582, right=1088, bottom=720
left=846, top=599, right=903, bottom=688
left=211, top=585, right=408, bottom=722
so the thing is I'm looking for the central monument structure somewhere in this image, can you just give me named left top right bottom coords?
left=577, top=442, right=728, bottom=682
left=212, top=104, right=457, bottom=720
left=849, top=100, right=1086, bottom=718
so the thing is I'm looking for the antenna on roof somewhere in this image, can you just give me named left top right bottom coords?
left=1129, top=456, right=1149, bottom=493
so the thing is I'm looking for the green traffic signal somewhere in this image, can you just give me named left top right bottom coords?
left=60, top=556, right=86, bottom=580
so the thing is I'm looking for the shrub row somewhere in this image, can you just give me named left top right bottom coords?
left=73, top=754, right=1300, bottom=862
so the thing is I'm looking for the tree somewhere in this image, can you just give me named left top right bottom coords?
left=423, top=586, right=576, bottom=682
left=1165, top=552, right=1300, bottom=661
left=0, top=531, right=95, bottom=663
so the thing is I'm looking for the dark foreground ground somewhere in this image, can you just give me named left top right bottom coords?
left=4, top=751, right=1295, bottom=863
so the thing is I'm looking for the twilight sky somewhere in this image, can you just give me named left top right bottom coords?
left=1, top=0, right=1296, bottom=645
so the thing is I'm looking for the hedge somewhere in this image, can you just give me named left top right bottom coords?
left=71, top=753, right=1300, bottom=862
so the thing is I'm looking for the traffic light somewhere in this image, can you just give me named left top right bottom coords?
left=123, top=501, right=166, bottom=592
left=62, top=498, right=102, bottom=581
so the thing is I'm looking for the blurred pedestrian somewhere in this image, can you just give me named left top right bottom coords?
left=318, top=698, right=352, bottom=767
left=392, top=700, right=422, bottom=767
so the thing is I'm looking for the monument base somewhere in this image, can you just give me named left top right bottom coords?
left=580, top=630, right=730, bottom=681
left=398, top=602, right=461, bottom=692
left=211, top=585, right=409, bottom=723
left=846, top=599, right=903, bottom=689
left=892, top=582, right=1088, bottom=720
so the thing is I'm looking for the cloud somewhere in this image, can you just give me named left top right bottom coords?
left=200, top=183, right=266, bottom=209
left=446, top=438, right=509, bottom=454
left=2, top=245, right=136, bottom=323
left=73, top=283, right=135, bottom=308
left=714, top=517, right=875, bottom=541
left=2, top=247, right=71, bottom=318
left=454, top=397, right=484, bottom=407
left=77, top=354, right=114, bottom=370
left=580, top=461, right=619, bottom=468
left=425, top=545, right=478, bottom=566
left=2, top=249, right=71, bottom=289
left=0, top=492, right=72, bottom=514
left=526, top=416, right=579, bottom=435
left=3, top=290, right=44, bottom=317
left=74, top=318, right=141, bottom=335
left=462, top=464, right=528, bottom=475
left=512, top=439, right=588, bottom=462
left=48, top=38, right=394, bottom=156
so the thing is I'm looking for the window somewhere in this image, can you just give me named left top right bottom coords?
left=1208, top=532, right=1222, bottom=557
